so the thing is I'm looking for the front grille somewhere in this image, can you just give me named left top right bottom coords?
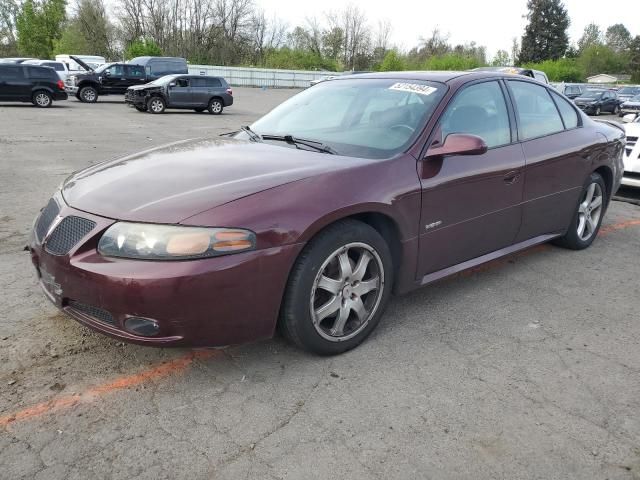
left=45, top=216, right=96, bottom=255
left=68, top=300, right=115, bottom=325
left=35, top=198, right=60, bottom=242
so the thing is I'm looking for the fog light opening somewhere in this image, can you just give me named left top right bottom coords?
left=124, top=317, right=160, bottom=337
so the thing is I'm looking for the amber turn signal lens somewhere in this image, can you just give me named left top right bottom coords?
left=212, top=239, right=253, bottom=252
left=166, top=233, right=210, bottom=255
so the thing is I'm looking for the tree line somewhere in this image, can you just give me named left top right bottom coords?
left=1, top=0, right=639, bottom=82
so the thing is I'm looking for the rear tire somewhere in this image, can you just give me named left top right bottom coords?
left=79, top=86, right=98, bottom=103
left=32, top=90, right=52, bottom=108
left=552, top=172, right=606, bottom=250
left=208, top=98, right=223, bottom=115
left=147, top=96, right=165, bottom=114
left=279, top=220, right=393, bottom=355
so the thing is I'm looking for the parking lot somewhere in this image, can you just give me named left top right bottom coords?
left=1, top=90, right=640, bottom=479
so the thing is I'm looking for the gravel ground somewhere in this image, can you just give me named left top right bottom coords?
left=1, top=91, right=639, bottom=480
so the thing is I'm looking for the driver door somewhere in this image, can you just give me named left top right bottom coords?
left=168, top=77, right=192, bottom=106
left=417, top=80, right=525, bottom=278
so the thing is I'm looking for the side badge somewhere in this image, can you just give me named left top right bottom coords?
left=425, top=221, right=443, bottom=231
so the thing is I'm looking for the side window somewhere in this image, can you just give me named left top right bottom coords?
left=176, top=78, right=189, bottom=87
left=550, top=91, right=579, bottom=129
left=509, top=81, right=564, bottom=140
left=127, top=65, right=144, bottom=78
left=107, top=64, right=124, bottom=76
left=191, top=78, right=206, bottom=87
left=440, top=80, right=511, bottom=148
left=0, top=66, right=25, bottom=80
left=207, top=78, right=222, bottom=88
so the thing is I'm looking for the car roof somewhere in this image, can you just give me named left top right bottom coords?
left=331, top=70, right=547, bottom=85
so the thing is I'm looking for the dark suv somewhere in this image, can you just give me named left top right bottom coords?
left=67, top=56, right=188, bottom=103
left=574, top=89, right=621, bottom=115
left=0, top=63, right=67, bottom=107
left=124, top=74, right=233, bottom=114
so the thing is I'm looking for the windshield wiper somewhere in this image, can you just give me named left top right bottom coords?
left=240, top=125, right=263, bottom=143
left=261, top=134, right=337, bottom=155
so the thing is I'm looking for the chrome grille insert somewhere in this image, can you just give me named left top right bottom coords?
left=45, top=216, right=96, bottom=256
left=35, top=198, right=60, bottom=243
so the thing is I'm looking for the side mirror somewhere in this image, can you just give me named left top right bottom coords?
left=425, top=133, right=488, bottom=159
left=169, top=82, right=176, bottom=88
left=622, top=113, right=637, bottom=123
left=104, top=70, right=111, bottom=76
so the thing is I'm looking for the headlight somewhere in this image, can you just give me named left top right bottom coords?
left=98, top=222, right=256, bottom=260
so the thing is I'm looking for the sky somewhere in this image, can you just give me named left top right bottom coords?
left=254, top=0, right=639, bottom=58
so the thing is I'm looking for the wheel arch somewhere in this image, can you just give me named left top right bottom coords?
left=593, top=165, right=613, bottom=205
left=295, top=207, right=405, bottom=290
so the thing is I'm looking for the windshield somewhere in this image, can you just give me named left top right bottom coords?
left=581, top=90, right=604, bottom=99
left=243, top=78, right=446, bottom=159
left=630, top=94, right=640, bottom=102
left=149, top=74, right=181, bottom=86
left=94, top=63, right=115, bottom=73
left=618, top=87, right=639, bottom=95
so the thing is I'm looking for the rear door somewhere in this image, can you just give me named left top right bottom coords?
left=417, top=79, right=525, bottom=277
left=125, top=65, right=146, bottom=87
left=507, top=80, right=592, bottom=241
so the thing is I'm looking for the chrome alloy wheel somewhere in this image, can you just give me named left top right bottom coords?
left=310, top=242, right=384, bottom=342
left=82, top=88, right=96, bottom=102
left=35, top=93, right=51, bottom=107
left=577, top=182, right=603, bottom=241
left=149, top=98, right=164, bottom=113
left=210, top=101, right=222, bottom=113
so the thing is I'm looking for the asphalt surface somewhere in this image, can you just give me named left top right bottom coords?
left=1, top=92, right=639, bottom=480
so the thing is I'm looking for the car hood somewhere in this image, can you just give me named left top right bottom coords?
left=128, top=83, right=158, bottom=91
left=62, top=138, right=371, bottom=224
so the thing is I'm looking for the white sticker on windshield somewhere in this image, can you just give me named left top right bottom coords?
left=389, top=83, right=437, bottom=96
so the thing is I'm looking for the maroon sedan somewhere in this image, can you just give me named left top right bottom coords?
left=29, top=72, right=625, bottom=355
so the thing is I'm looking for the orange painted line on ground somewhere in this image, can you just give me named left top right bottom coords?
left=0, top=349, right=217, bottom=428
left=599, top=219, right=640, bottom=236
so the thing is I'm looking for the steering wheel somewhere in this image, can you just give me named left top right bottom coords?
left=390, top=124, right=415, bottom=134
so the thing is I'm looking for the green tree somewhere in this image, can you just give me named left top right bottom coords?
left=523, top=58, right=583, bottom=82
left=492, top=49, right=511, bottom=66
left=378, top=50, right=405, bottom=71
left=124, top=38, right=162, bottom=59
left=519, top=0, right=569, bottom=63
left=630, top=36, right=640, bottom=83
left=53, top=20, right=89, bottom=55
left=16, top=0, right=66, bottom=58
left=578, top=44, right=626, bottom=77
left=0, top=0, right=20, bottom=56
left=424, top=53, right=484, bottom=71
left=605, top=24, right=631, bottom=53
left=577, top=23, right=602, bottom=53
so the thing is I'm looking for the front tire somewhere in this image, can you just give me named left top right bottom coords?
left=147, top=96, right=165, bottom=114
left=208, top=98, right=223, bottom=115
left=280, top=220, right=393, bottom=355
left=553, top=172, right=606, bottom=250
left=594, top=106, right=601, bottom=116
left=32, top=90, right=52, bottom=108
left=79, top=86, right=98, bottom=103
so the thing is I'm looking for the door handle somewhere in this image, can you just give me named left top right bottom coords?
left=503, top=170, right=521, bottom=185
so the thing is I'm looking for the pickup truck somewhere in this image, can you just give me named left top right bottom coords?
left=66, top=55, right=187, bottom=103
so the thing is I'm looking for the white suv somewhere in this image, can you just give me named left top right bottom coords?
left=622, top=114, right=640, bottom=188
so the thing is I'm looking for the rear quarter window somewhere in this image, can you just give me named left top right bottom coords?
left=550, top=91, right=579, bottom=129
left=207, top=78, right=222, bottom=87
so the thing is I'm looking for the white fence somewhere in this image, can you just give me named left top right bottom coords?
left=188, top=65, right=336, bottom=88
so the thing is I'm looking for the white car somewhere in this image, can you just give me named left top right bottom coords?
left=622, top=114, right=640, bottom=188
left=21, top=59, right=70, bottom=81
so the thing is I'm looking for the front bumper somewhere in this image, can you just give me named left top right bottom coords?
left=124, top=91, right=147, bottom=107
left=576, top=103, right=597, bottom=114
left=29, top=193, right=302, bottom=347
